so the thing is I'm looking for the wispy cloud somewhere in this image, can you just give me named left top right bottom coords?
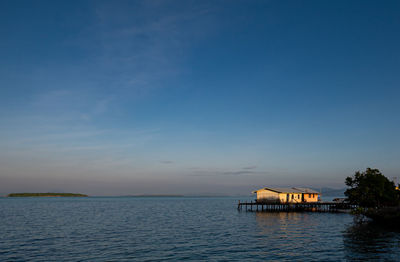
left=0, top=124, right=160, bottom=159
left=28, top=88, right=116, bottom=123
left=220, top=170, right=258, bottom=176
left=3, top=2, right=221, bottom=131
left=190, top=168, right=266, bottom=177
left=242, top=165, right=257, bottom=170
left=82, top=1, right=219, bottom=94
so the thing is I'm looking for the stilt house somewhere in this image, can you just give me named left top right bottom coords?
left=252, top=187, right=320, bottom=203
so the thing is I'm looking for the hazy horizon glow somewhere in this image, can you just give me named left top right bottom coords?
left=1, top=0, right=399, bottom=195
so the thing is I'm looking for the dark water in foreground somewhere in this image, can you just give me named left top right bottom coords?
left=1, top=197, right=399, bottom=261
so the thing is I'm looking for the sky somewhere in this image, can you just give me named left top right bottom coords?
left=0, top=0, right=399, bottom=196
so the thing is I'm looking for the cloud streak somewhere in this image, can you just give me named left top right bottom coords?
left=190, top=168, right=267, bottom=177
left=242, top=166, right=257, bottom=170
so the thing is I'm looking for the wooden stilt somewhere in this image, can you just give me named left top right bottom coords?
left=237, top=201, right=355, bottom=213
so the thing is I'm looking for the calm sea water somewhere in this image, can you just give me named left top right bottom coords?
left=1, top=197, right=399, bottom=261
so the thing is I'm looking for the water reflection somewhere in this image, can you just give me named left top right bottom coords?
left=343, top=221, right=400, bottom=261
left=255, top=212, right=304, bottom=235
left=255, top=211, right=327, bottom=235
left=254, top=212, right=348, bottom=260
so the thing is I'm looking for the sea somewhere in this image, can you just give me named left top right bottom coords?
left=1, top=196, right=399, bottom=261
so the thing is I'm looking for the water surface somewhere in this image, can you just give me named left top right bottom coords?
left=1, top=197, right=399, bottom=261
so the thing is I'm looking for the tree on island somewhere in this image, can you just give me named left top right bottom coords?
left=345, top=168, right=400, bottom=208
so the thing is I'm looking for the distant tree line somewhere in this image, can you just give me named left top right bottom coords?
left=7, top=193, right=88, bottom=197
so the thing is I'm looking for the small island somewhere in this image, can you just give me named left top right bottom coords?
left=7, top=193, right=88, bottom=197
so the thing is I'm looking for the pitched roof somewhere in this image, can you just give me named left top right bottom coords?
left=253, top=187, right=320, bottom=194
left=292, top=187, right=320, bottom=194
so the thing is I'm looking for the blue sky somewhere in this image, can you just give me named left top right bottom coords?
left=1, top=0, right=399, bottom=195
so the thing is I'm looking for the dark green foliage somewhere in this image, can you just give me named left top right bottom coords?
left=345, top=168, right=400, bottom=208
left=7, top=193, right=88, bottom=197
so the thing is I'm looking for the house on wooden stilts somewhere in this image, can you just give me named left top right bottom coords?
left=252, top=187, right=320, bottom=203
